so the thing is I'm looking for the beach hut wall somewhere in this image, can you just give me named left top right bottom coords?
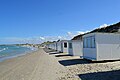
left=83, top=33, right=120, bottom=61
left=68, top=40, right=83, bottom=57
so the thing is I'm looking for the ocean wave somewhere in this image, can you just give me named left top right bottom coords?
left=0, top=48, right=7, bottom=52
left=0, top=45, right=38, bottom=62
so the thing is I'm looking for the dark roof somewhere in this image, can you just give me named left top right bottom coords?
left=72, top=22, right=120, bottom=40
left=72, top=34, right=84, bottom=40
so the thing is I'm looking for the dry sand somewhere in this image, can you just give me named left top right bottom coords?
left=0, top=48, right=68, bottom=80
left=0, top=48, right=120, bottom=80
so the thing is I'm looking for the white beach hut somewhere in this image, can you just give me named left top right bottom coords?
left=68, top=40, right=83, bottom=57
left=57, top=40, right=69, bottom=53
left=48, top=44, right=52, bottom=49
left=52, top=43, right=57, bottom=50
left=47, top=44, right=50, bottom=49
left=57, top=41, right=62, bottom=52
left=48, top=43, right=54, bottom=50
left=83, top=32, right=120, bottom=61
left=46, top=44, right=49, bottom=49
left=53, top=42, right=57, bottom=50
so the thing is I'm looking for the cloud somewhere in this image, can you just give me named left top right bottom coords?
left=0, top=33, right=74, bottom=44
left=0, top=30, right=94, bottom=44
left=58, top=36, right=62, bottom=39
left=39, top=37, right=45, bottom=40
left=67, top=32, right=72, bottom=35
left=76, top=31, right=85, bottom=34
left=99, top=24, right=108, bottom=28
left=67, top=31, right=74, bottom=38
left=98, top=22, right=119, bottom=29
left=76, top=31, right=89, bottom=35
left=0, top=29, right=97, bottom=44
left=65, top=30, right=90, bottom=39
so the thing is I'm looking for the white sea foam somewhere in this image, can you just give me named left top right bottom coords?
left=0, top=48, right=7, bottom=52
left=0, top=45, right=38, bottom=62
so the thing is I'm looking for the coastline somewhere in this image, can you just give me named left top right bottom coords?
left=0, top=45, right=38, bottom=62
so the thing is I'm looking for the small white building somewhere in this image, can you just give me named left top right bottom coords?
left=53, top=42, right=57, bottom=50
left=83, top=33, right=120, bottom=61
left=46, top=44, right=50, bottom=49
left=57, top=41, right=62, bottom=52
left=50, top=42, right=57, bottom=50
left=57, top=40, right=69, bottom=53
left=68, top=40, right=83, bottom=57
left=48, top=44, right=52, bottom=49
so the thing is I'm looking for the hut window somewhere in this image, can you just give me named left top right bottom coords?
left=87, top=37, right=91, bottom=48
left=64, top=42, right=67, bottom=48
left=91, top=36, right=95, bottom=48
left=69, top=43, right=72, bottom=48
left=83, top=38, right=87, bottom=48
left=83, top=36, right=95, bottom=48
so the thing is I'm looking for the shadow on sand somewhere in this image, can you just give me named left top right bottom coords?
left=59, top=59, right=91, bottom=66
left=58, top=58, right=120, bottom=66
left=55, top=54, right=72, bottom=57
left=49, top=52, right=60, bottom=55
left=78, top=70, right=120, bottom=80
left=91, top=59, right=120, bottom=63
left=43, top=48, right=63, bottom=55
left=43, top=48, right=57, bottom=53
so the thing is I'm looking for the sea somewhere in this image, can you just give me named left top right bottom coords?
left=0, top=45, right=37, bottom=62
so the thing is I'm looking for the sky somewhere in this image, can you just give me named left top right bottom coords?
left=0, top=0, right=120, bottom=44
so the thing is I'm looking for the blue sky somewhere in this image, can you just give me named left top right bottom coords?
left=0, top=0, right=120, bottom=44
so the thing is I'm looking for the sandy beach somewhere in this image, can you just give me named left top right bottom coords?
left=0, top=48, right=66, bottom=80
left=0, top=48, right=120, bottom=80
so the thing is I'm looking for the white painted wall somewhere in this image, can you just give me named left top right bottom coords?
left=69, top=40, right=83, bottom=57
left=68, top=41, right=73, bottom=55
left=62, top=41, right=69, bottom=53
left=53, top=42, right=57, bottom=50
left=83, top=48, right=97, bottom=60
left=55, top=42, right=57, bottom=50
left=83, top=33, right=97, bottom=60
left=50, top=43, right=54, bottom=49
left=56, top=40, right=69, bottom=53
left=96, top=33, right=120, bottom=60
left=83, top=33, right=120, bottom=61
left=57, top=42, right=62, bottom=52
